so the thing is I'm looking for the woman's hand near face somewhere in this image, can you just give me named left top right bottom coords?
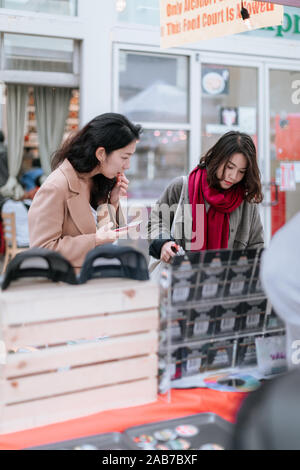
left=160, top=241, right=177, bottom=263
left=95, top=221, right=119, bottom=245
left=109, top=173, right=129, bottom=208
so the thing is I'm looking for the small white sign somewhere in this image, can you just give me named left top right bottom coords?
left=255, top=335, right=287, bottom=376
left=293, top=162, right=300, bottom=183
left=206, top=107, right=257, bottom=135
left=239, top=107, right=257, bottom=135
left=280, top=162, right=296, bottom=191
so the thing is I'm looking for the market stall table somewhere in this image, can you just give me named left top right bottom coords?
left=0, top=387, right=246, bottom=450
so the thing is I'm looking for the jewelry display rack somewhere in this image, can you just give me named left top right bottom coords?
left=158, top=247, right=286, bottom=394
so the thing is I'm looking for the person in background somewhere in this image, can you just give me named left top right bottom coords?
left=1, top=198, right=30, bottom=247
left=20, top=149, right=44, bottom=192
left=20, top=154, right=43, bottom=191
left=148, top=131, right=264, bottom=277
left=28, top=113, right=142, bottom=271
left=261, top=211, right=300, bottom=369
left=0, top=130, right=8, bottom=188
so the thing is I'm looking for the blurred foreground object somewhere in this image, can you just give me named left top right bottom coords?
left=261, top=212, right=300, bottom=369
left=232, top=369, right=300, bottom=450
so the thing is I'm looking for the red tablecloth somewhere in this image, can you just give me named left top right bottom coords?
left=0, top=388, right=247, bottom=450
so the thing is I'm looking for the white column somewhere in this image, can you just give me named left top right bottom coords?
left=78, top=0, right=117, bottom=126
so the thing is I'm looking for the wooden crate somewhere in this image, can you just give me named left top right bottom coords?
left=0, top=277, right=159, bottom=434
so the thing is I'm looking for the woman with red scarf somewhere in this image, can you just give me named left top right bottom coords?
left=148, top=131, right=264, bottom=272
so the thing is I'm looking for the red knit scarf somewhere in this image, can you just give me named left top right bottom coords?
left=188, top=167, right=244, bottom=251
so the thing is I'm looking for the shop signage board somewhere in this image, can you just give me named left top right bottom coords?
left=160, top=0, right=284, bottom=48
left=257, top=1, right=300, bottom=6
left=248, top=6, right=300, bottom=39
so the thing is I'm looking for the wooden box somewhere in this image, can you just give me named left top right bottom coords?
left=0, top=278, right=159, bottom=434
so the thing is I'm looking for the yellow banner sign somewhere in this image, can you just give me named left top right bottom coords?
left=160, top=0, right=284, bottom=48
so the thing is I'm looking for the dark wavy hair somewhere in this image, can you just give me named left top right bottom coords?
left=51, top=113, right=142, bottom=207
left=199, top=131, right=263, bottom=203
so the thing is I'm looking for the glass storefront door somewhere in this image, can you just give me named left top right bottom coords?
left=269, top=68, right=300, bottom=236
left=200, top=59, right=271, bottom=240
left=201, top=63, right=258, bottom=155
left=117, top=49, right=190, bottom=200
left=114, top=44, right=300, bottom=242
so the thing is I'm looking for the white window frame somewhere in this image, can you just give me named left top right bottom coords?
left=0, top=33, right=80, bottom=87
left=0, top=8, right=83, bottom=38
left=0, top=0, right=78, bottom=17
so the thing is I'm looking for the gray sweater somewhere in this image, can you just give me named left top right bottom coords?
left=148, top=176, right=264, bottom=259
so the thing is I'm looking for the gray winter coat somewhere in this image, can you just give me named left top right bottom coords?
left=148, top=176, right=264, bottom=271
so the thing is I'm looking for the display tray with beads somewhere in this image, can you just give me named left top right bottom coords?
left=28, top=432, right=140, bottom=450
left=123, top=413, right=233, bottom=451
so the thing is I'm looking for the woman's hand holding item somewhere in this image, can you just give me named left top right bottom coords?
left=160, top=241, right=178, bottom=263
left=109, top=173, right=129, bottom=208
left=96, top=221, right=119, bottom=245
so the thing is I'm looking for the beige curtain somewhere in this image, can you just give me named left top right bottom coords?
left=34, top=86, right=72, bottom=177
left=0, top=84, right=28, bottom=200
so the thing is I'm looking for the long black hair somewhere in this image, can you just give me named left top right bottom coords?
left=199, top=131, right=263, bottom=203
left=51, top=113, right=142, bottom=207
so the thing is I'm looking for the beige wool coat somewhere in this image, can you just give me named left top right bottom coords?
left=28, top=159, right=120, bottom=270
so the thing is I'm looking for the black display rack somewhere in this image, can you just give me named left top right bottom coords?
left=158, top=247, right=286, bottom=393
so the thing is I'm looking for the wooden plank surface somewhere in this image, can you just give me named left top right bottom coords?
left=4, top=309, right=158, bottom=350
left=0, top=279, right=159, bottom=325
left=0, top=377, right=157, bottom=434
left=4, top=354, right=157, bottom=404
left=4, top=331, right=158, bottom=378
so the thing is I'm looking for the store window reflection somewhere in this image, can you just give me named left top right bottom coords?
left=270, top=69, right=300, bottom=236
left=127, top=129, right=188, bottom=200
left=1, top=0, right=77, bottom=16
left=118, top=50, right=189, bottom=200
left=119, top=51, right=189, bottom=124
left=201, top=64, right=258, bottom=153
left=117, top=0, right=159, bottom=26
left=4, top=34, right=74, bottom=73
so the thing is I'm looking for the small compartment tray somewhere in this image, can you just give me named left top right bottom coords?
left=124, top=412, right=233, bottom=450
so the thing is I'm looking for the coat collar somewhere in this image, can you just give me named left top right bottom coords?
left=58, top=159, right=96, bottom=235
left=59, top=159, right=81, bottom=194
